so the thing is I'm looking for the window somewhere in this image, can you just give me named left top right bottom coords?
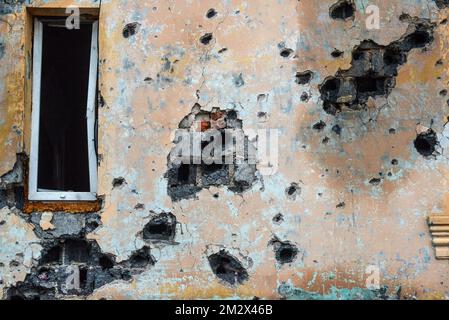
left=29, top=17, right=98, bottom=201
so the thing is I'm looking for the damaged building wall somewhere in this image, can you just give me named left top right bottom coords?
left=0, top=0, right=25, bottom=176
left=0, top=0, right=449, bottom=300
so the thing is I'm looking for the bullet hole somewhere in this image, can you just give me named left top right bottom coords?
left=269, top=237, right=298, bottom=265
left=142, top=212, right=177, bottom=242
left=122, top=22, right=141, bottom=38
left=206, top=8, right=217, bottom=19
left=200, top=33, right=213, bottom=45
left=86, top=216, right=101, bottom=232
left=331, top=49, right=344, bottom=58
left=369, top=178, right=382, bottom=185
left=285, top=183, right=301, bottom=200
left=399, top=13, right=413, bottom=22
left=144, top=77, right=153, bottom=84
left=166, top=106, right=257, bottom=201
left=98, top=95, right=105, bottom=108
left=389, top=128, right=397, bottom=134
left=9, top=260, right=20, bottom=267
left=295, top=70, right=314, bottom=85
left=257, top=111, right=267, bottom=118
left=112, top=177, right=126, bottom=188
left=439, top=89, right=447, bottom=96
left=208, top=250, right=249, bottom=285
left=134, top=203, right=145, bottom=210
left=218, top=47, right=228, bottom=54
left=332, top=124, right=342, bottom=135
left=435, top=59, right=443, bottom=66
left=391, top=159, right=399, bottom=165
left=441, top=18, right=448, bottom=25
left=313, top=121, right=326, bottom=131
left=300, top=92, right=310, bottom=102
left=336, top=202, right=346, bottom=208
left=128, top=246, right=155, bottom=268
left=319, top=19, right=434, bottom=115
left=280, top=48, right=294, bottom=58
left=233, top=73, right=245, bottom=87
left=330, top=0, right=355, bottom=21
left=273, top=213, right=284, bottom=224
left=414, top=129, right=438, bottom=157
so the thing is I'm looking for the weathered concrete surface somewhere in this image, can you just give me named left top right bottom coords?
left=1, top=0, right=449, bottom=300
left=0, top=207, right=42, bottom=299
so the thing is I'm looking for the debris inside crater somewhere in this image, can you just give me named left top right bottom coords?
left=319, top=18, right=435, bottom=115
left=165, top=105, right=258, bottom=201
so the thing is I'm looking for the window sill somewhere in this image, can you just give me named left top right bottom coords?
left=23, top=199, right=102, bottom=214
left=29, top=192, right=97, bottom=202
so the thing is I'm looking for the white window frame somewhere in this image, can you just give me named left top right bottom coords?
left=29, top=18, right=98, bottom=201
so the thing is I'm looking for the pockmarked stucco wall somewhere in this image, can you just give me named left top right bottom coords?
left=1, top=0, right=449, bottom=300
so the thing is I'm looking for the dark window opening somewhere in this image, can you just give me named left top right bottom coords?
left=37, top=20, right=93, bottom=192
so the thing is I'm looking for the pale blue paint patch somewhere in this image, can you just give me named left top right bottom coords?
left=279, top=283, right=396, bottom=300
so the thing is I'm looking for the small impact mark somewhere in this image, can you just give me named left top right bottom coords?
left=206, top=8, right=217, bottom=19
left=296, top=70, right=314, bottom=85
left=112, top=177, right=126, bottom=189
left=200, top=33, right=213, bottom=45
left=142, top=212, right=177, bottom=242
left=285, top=182, right=301, bottom=200
left=414, top=128, right=439, bottom=157
left=272, top=213, right=284, bottom=224
left=269, top=237, right=299, bottom=265
left=208, top=250, right=249, bottom=285
left=330, top=0, right=355, bottom=21
left=123, top=22, right=141, bottom=38
left=280, top=48, right=294, bottom=58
